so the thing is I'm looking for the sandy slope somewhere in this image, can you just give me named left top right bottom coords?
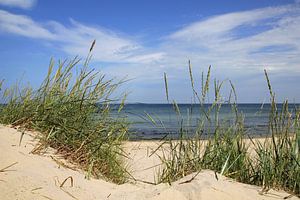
left=0, top=125, right=298, bottom=200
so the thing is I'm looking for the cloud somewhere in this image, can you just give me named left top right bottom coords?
left=163, top=4, right=300, bottom=75
left=169, top=6, right=290, bottom=42
left=0, top=10, right=56, bottom=39
left=0, top=2, right=300, bottom=102
left=0, top=0, right=36, bottom=9
left=0, top=9, right=164, bottom=64
left=147, top=3, right=300, bottom=102
left=2, top=4, right=299, bottom=71
left=49, top=19, right=165, bottom=63
left=50, top=19, right=141, bottom=62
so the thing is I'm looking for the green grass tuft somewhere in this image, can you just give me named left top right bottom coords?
left=156, top=62, right=300, bottom=197
left=0, top=43, right=130, bottom=184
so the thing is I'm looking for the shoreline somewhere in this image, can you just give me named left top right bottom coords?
left=127, top=132, right=280, bottom=141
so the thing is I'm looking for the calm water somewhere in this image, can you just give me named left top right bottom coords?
left=110, top=104, right=299, bottom=140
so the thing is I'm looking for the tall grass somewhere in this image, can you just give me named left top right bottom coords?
left=247, top=71, right=300, bottom=193
left=157, top=61, right=300, bottom=196
left=0, top=42, right=129, bottom=184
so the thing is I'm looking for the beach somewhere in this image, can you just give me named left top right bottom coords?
left=1, top=0, right=300, bottom=199
left=1, top=125, right=298, bottom=200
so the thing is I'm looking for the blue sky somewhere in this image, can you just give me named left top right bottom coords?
left=0, top=0, right=300, bottom=103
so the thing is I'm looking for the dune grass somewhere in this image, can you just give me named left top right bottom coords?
left=156, top=61, right=300, bottom=196
left=0, top=42, right=130, bottom=184
left=0, top=43, right=299, bottom=195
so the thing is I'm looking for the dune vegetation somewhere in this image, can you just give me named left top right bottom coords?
left=0, top=42, right=129, bottom=184
left=155, top=62, right=300, bottom=196
left=0, top=42, right=299, bottom=197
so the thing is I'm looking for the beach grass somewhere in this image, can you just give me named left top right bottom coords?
left=0, top=44, right=299, bottom=196
left=0, top=42, right=130, bottom=184
left=156, top=61, right=300, bottom=196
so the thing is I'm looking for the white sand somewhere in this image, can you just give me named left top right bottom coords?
left=0, top=125, right=298, bottom=200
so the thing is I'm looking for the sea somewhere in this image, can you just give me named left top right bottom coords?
left=111, top=103, right=299, bottom=140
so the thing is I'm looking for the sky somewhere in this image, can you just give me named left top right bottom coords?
left=0, top=0, right=300, bottom=103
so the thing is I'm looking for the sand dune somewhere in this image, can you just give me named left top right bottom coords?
left=0, top=125, right=298, bottom=200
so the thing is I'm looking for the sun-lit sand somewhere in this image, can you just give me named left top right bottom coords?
left=0, top=125, right=298, bottom=200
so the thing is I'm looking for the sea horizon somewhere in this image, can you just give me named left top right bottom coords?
left=110, top=103, right=300, bottom=140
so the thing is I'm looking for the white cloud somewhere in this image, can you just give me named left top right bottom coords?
left=0, top=0, right=36, bottom=9
left=0, top=9, right=164, bottom=64
left=125, top=52, right=165, bottom=64
left=0, top=10, right=55, bottom=39
left=52, top=20, right=165, bottom=63
left=169, top=6, right=291, bottom=42
left=163, top=4, right=300, bottom=74
left=146, top=3, right=300, bottom=102
left=50, top=19, right=142, bottom=62
left=1, top=3, right=300, bottom=102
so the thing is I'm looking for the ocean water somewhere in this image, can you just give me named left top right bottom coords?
left=111, top=104, right=299, bottom=140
